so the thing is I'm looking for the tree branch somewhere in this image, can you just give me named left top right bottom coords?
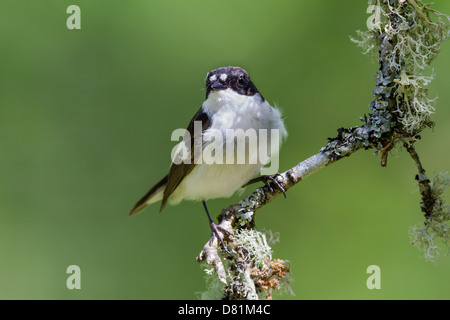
left=197, top=0, right=450, bottom=299
left=404, top=142, right=435, bottom=218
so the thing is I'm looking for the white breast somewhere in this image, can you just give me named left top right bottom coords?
left=168, top=89, right=286, bottom=204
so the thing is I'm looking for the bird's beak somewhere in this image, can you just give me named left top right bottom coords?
left=210, top=82, right=227, bottom=91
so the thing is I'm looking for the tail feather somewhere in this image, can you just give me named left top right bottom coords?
left=129, top=175, right=168, bottom=216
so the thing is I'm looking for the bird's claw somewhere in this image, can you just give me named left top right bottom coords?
left=263, top=174, right=286, bottom=198
left=209, top=222, right=236, bottom=257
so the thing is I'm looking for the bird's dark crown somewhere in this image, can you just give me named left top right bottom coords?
left=205, top=66, right=263, bottom=100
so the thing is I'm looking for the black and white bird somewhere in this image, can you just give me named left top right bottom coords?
left=129, top=66, right=287, bottom=250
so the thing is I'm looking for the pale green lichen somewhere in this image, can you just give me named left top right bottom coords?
left=384, top=0, right=450, bottom=73
left=234, top=229, right=292, bottom=299
left=410, top=172, right=450, bottom=262
left=393, top=71, right=436, bottom=133
left=236, top=209, right=255, bottom=226
left=352, top=0, right=450, bottom=135
left=199, top=229, right=287, bottom=299
left=234, top=229, right=273, bottom=269
left=350, top=29, right=380, bottom=55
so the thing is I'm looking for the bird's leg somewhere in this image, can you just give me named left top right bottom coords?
left=202, top=201, right=232, bottom=255
left=243, top=173, right=286, bottom=198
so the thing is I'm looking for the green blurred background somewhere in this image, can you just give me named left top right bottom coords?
left=1, top=0, right=450, bottom=300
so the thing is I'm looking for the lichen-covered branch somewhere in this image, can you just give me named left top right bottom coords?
left=404, top=142, right=435, bottom=218
left=197, top=0, right=450, bottom=299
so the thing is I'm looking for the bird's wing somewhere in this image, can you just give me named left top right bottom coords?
left=128, top=175, right=168, bottom=216
left=160, top=107, right=212, bottom=211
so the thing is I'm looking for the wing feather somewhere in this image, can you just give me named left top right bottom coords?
left=160, top=107, right=211, bottom=211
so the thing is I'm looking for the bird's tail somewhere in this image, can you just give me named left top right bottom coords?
left=128, top=175, right=168, bottom=216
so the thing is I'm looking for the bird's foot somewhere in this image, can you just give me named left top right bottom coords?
left=209, top=221, right=234, bottom=256
left=245, top=173, right=286, bottom=198
left=262, top=173, right=286, bottom=198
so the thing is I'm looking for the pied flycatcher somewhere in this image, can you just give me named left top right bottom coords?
left=129, top=66, right=287, bottom=251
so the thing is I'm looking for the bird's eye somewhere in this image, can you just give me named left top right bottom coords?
left=238, top=76, right=245, bottom=86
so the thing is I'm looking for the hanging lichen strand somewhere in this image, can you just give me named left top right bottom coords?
left=352, top=0, right=450, bottom=136
left=352, top=0, right=450, bottom=261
